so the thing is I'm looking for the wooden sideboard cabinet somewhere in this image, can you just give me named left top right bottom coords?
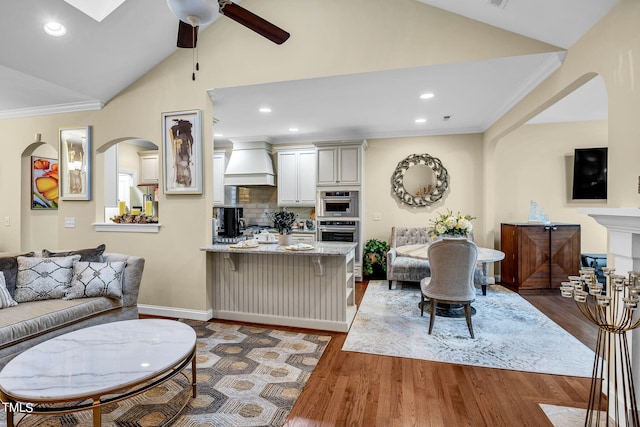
left=500, top=223, right=581, bottom=293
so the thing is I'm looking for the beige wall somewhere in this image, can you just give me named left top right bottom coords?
left=365, top=134, right=484, bottom=245
left=494, top=121, right=608, bottom=253
left=1, top=0, right=627, bottom=316
left=484, top=0, right=640, bottom=254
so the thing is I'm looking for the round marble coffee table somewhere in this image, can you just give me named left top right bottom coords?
left=0, top=319, right=197, bottom=427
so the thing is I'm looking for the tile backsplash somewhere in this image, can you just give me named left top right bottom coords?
left=238, top=186, right=314, bottom=226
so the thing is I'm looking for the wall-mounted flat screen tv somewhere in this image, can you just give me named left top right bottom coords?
left=572, top=147, right=608, bottom=200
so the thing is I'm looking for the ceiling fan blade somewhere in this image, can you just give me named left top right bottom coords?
left=177, top=20, right=199, bottom=48
left=219, top=2, right=290, bottom=45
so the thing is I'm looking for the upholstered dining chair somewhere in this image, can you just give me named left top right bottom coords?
left=420, top=238, right=479, bottom=338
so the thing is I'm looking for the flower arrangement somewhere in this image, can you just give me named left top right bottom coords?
left=429, top=209, right=475, bottom=238
left=268, top=209, right=298, bottom=235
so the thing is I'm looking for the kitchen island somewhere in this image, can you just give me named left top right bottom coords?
left=201, top=242, right=357, bottom=332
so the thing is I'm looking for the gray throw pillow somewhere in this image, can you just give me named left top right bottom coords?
left=0, top=252, right=35, bottom=297
left=0, top=272, right=18, bottom=309
left=42, top=244, right=106, bottom=262
left=64, top=261, right=126, bottom=300
left=14, top=255, right=81, bottom=302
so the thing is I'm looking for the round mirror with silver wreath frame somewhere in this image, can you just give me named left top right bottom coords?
left=391, top=153, right=449, bottom=206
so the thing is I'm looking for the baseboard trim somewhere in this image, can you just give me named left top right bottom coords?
left=212, top=309, right=352, bottom=332
left=138, top=304, right=213, bottom=321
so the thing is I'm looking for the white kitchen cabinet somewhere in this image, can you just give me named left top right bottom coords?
left=315, top=142, right=364, bottom=186
left=276, top=148, right=316, bottom=207
left=213, top=150, right=231, bottom=206
left=138, top=151, right=159, bottom=184
left=291, top=232, right=315, bottom=243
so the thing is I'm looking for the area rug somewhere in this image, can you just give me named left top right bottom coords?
left=0, top=320, right=330, bottom=427
left=342, top=280, right=594, bottom=377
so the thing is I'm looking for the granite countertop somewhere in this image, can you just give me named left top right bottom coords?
left=201, top=241, right=356, bottom=256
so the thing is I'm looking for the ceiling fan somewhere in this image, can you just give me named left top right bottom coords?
left=167, top=0, right=290, bottom=78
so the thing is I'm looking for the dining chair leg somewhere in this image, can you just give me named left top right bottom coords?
left=464, top=303, right=474, bottom=338
left=428, top=299, right=436, bottom=334
left=420, top=293, right=424, bottom=317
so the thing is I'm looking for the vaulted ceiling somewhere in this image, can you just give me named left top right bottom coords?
left=0, top=0, right=618, bottom=142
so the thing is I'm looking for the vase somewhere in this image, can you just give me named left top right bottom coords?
left=278, top=234, right=292, bottom=246
left=435, top=233, right=469, bottom=241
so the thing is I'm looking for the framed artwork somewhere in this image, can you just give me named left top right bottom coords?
left=31, top=156, right=59, bottom=209
left=59, top=126, right=91, bottom=201
left=162, top=109, right=203, bottom=194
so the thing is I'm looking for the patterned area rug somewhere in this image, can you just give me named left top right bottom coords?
left=0, top=320, right=330, bottom=426
left=342, top=280, right=595, bottom=377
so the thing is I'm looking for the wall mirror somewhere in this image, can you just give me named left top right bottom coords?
left=391, top=153, right=449, bottom=206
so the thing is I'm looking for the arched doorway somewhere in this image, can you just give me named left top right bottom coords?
left=21, top=138, right=59, bottom=251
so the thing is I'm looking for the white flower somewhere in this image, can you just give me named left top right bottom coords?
left=457, top=218, right=472, bottom=232
left=429, top=209, right=475, bottom=238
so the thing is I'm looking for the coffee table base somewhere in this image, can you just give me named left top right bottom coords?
left=3, top=348, right=196, bottom=427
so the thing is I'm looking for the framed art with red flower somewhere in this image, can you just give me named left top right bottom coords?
left=31, top=156, right=59, bottom=209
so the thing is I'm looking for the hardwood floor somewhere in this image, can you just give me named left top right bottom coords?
left=282, top=281, right=599, bottom=427
left=144, top=281, right=599, bottom=426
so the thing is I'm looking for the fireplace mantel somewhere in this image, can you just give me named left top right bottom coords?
left=578, top=208, right=640, bottom=234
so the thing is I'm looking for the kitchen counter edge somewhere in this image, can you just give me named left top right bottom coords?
left=201, top=241, right=356, bottom=256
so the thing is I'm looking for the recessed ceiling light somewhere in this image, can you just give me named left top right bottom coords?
left=43, top=22, right=67, bottom=37
left=289, top=127, right=299, bottom=132
left=414, top=118, right=427, bottom=124
left=214, top=133, right=224, bottom=137
left=419, top=92, right=435, bottom=100
left=259, top=107, right=272, bottom=113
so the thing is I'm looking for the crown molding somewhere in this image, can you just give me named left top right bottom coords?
left=0, top=100, right=104, bottom=120
left=481, top=51, right=567, bottom=130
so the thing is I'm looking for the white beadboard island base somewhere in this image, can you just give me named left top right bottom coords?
left=201, top=242, right=358, bottom=332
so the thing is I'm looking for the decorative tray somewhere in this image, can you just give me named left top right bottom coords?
left=283, top=244, right=315, bottom=251
left=228, top=242, right=259, bottom=249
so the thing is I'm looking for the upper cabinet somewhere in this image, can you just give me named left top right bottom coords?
left=315, top=141, right=366, bottom=186
left=138, top=151, right=159, bottom=184
left=276, top=147, right=317, bottom=207
left=213, top=150, right=230, bottom=207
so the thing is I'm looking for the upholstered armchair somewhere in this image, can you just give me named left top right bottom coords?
left=386, top=226, right=489, bottom=293
left=386, top=227, right=432, bottom=289
left=420, top=238, right=478, bottom=338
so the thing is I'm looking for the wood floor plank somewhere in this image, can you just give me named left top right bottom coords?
left=145, top=279, right=599, bottom=426
left=283, top=281, right=596, bottom=426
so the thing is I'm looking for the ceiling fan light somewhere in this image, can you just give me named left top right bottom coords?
left=167, top=0, right=219, bottom=27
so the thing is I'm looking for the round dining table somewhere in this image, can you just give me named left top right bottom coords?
left=395, top=243, right=505, bottom=317
left=396, top=243, right=505, bottom=292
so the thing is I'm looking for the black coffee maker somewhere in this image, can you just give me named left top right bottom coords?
left=217, top=207, right=244, bottom=237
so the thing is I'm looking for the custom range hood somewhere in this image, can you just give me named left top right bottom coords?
left=224, top=140, right=275, bottom=186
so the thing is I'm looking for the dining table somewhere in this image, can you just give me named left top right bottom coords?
left=395, top=242, right=505, bottom=317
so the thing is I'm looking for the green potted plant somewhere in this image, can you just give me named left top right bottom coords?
left=363, top=239, right=390, bottom=278
left=268, top=209, right=298, bottom=245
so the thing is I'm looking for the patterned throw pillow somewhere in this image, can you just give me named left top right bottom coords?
left=64, top=261, right=126, bottom=300
left=0, top=252, right=35, bottom=297
left=42, top=244, right=106, bottom=262
left=0, top=272, right=18, bottom=309
left=14, top=255, right=81, bottom=302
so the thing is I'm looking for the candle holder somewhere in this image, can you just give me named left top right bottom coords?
left=560, top=267, right=640, bottom=426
